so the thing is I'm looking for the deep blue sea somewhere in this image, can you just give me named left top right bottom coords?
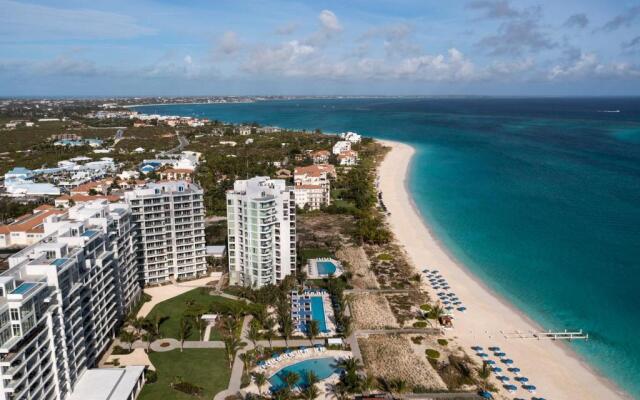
left=135, top=98, right=640, bottom=398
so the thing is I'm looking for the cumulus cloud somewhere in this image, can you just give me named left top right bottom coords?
left=474, top=5, right=555, bottom=55
left=360, top=23, right=420, bottom=57
left=0, top=0, right=154, bottom=40
left=243, top=40, right=316, bottom=75
left=549, top=52, right=640, bottom=80
left=217, top=31, right=241, bottom=55
left=600, top=6, right=640, bottom=32
left=467, top=0, right=520, bottom=19
left=319, top=10, right=342, bottom=32
left=394, top=48, right=477, bottom=81
left=564, top=13, right=589, bottom=29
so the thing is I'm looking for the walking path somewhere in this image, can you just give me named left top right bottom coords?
left=137, top=275, right=219, bottom=318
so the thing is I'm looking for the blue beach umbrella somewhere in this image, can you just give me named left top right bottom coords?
left=488, top=346, right=500, bottom=351
left=501, top=358, right=514, bottom=364
left=507, top=367, right=521, bottom=374
left=523, top=384, right=537, bottom=392
left=496, top=375, right=510, bottom=382
left=485, top=360, right=496, bottom=365
left=477, top=352, right=488, bottom=358
left=442, top=286, right=451, bottom=290
left=446, top=306, right=454, bottom=310
left=471, top=346, right=483, bottom=351
left=494, top=352, right=506, bottom=357
left=514, top=376, right=529, bottom=383
left=457, top=307, right=467, bottom=312
left=503, top=384, right=517, bottom=392
left=423, top=269, right=429, bottom=273
left=490, top=366, right=502, bottom=373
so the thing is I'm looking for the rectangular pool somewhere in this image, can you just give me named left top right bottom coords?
left=310, top=296, right=328, bottom=333
left=11, top=282, right=37, bottom=295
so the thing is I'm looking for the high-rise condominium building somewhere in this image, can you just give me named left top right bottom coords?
left=226, top=177, right=296, bottom=288
left=124, top=181, right=206, bottom=284
left=0, top=200, right=141, bottom=400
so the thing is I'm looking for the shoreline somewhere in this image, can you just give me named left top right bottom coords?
left=377, top=139, right=629, bottom=400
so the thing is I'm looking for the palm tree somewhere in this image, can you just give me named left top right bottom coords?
left=281, top=316, right=294, bottom=347
left=330, top=381, right=349, bottom=400
left=178, top=317, right=192, bottom=352
left=391, top=379, right=408, bottom=395
left=141, top=331, right=155, bottom=352
left=264, top=326, right=275, bottom=349
left=282, top=371, right=300, bottom=392
left=307, top=320, right=319, bottom=345
left=240, top=351, right=255, bottom=375
left=151, top=313, right=165, bottom=338
left=248, top=319, right=261, bottom=347
left=119, top=330, right=136, bottom=351
left=305, top=370, right=319, bottom=388
left=223, top=315, right=238, bottom=338
left=253, top=372, right=268, bottom=396
left=337, top=358, right=363, bottom=393
left=130, top=316, right=146, bottom=335
left=192, top=314, right=205, bottom=341
left=429, top=303, right=444, bottom=324
left=296, top=269, right=308, bottom=287
left=224, top=337, right=241, bottom=369
left=300, top=383, right=319, bottom=400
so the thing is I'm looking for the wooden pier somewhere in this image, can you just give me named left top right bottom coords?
left=500, top=329, right=588, bottom=341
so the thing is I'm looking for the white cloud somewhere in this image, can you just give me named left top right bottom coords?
left=319, top=10, right=342, bottom=32
left=549, top=52, right=640, bottom=80
left=275, top=22, right=299, bottom=36
left=394, top=48, right=477, bottom=81
left=218, top=31, right=241, bottom=55
left=244, top=40, right=316, bottom=75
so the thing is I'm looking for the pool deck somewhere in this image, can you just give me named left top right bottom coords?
left=245, top=350, right=353, bottom=396
left=306, top=258, right=343, bottom=279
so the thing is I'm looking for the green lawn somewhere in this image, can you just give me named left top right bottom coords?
left=147, top=288, right=256, bottom=340
left=139, top=349, right=230, bottom=400
left=299, top=248, right=333, bottom=263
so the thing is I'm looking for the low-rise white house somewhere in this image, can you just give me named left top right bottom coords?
left=332, top=140, right=352, bottom=155
left=337, top=150, right=359, bottom=166
left=340, top=131, right=362, bottom=143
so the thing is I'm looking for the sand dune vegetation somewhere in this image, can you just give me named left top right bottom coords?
left=349, top=293, right=399, bottom=329
left=359, top=334, right=447, bottom=391
left=337, top=246, right=379, bottom=289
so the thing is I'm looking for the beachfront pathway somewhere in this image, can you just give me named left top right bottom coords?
left=113, top=338, right=225, bottom=352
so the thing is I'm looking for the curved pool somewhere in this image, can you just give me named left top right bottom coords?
left=269, top=357, right=340, bottom=391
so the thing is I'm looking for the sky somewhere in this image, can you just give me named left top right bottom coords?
left=1, top=0, right=639, bottom=96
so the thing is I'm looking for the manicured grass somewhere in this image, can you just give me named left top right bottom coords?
left=139, top=349, right=230, bottom=400
left=300, top=248, right=333, bottom=262
left=147, top=288, right=255, bottom=340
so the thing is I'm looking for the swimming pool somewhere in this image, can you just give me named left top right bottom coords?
left=310, top=296, right=328, bottom=333
left=269, top=357, right=339, bottom=391
left=316, top=260, right=337, bottom=275
left=11, top=282, right=37, bottom=295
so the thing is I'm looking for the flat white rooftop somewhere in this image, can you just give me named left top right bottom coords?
left=69, top=366, right=145, bottom=400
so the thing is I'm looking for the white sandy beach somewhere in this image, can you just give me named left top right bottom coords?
left=378, top=139, right=628, bottom=400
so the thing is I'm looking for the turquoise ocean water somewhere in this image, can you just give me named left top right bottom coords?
left=135, top=98, right=640, bottom=398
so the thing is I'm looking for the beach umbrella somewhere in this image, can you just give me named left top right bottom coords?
left=485, top=360, right=496, bottom=365
left=507, top=367, right=521, bottom=374
left=490, top=367, right=502, bottom=373
left=432, top=269, right=439, bottom=273
left=478, top=391, right=494, bottom=399
left=422, top=269, right=429, bottom=273
left=496, top=375, right=510, bottom=382
left=457, top=307, right=467, bottom=312
left=494, top=352, right=506, bottom=357
left=438, top=292, right=446, bottom=296
left=446, top=306, right=454, bottom=310
left=501, top=358, right=514, bottom=364
left=477, top=352, right=488, bottom=358
left=442, top=286, right=451, bottom=290
left=453, top=301, right=462, bottom=305
left=488, top=346, right=500, bottom=351
left=471, top=346, right=483, bottom=351
left=285, top=348, right=293, bottom=353
left=514, top=376, right=529, bottom=383
left=257, top=361, right=266, bottom=366
left=503, top=384, right=517, bottom=392
left=523, top=385, right=537, bottom=393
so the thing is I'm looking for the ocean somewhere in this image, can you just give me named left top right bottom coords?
left=134, top=97, right=640, bottom=398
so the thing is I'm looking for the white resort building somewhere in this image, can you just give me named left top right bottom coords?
left=293, top=164, right=336, bottom=210
left=0, top=200, right=142, bottom=400
left=226, top=177, right=297, bottom=288
left=124, top=181, right=207, bottom=284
